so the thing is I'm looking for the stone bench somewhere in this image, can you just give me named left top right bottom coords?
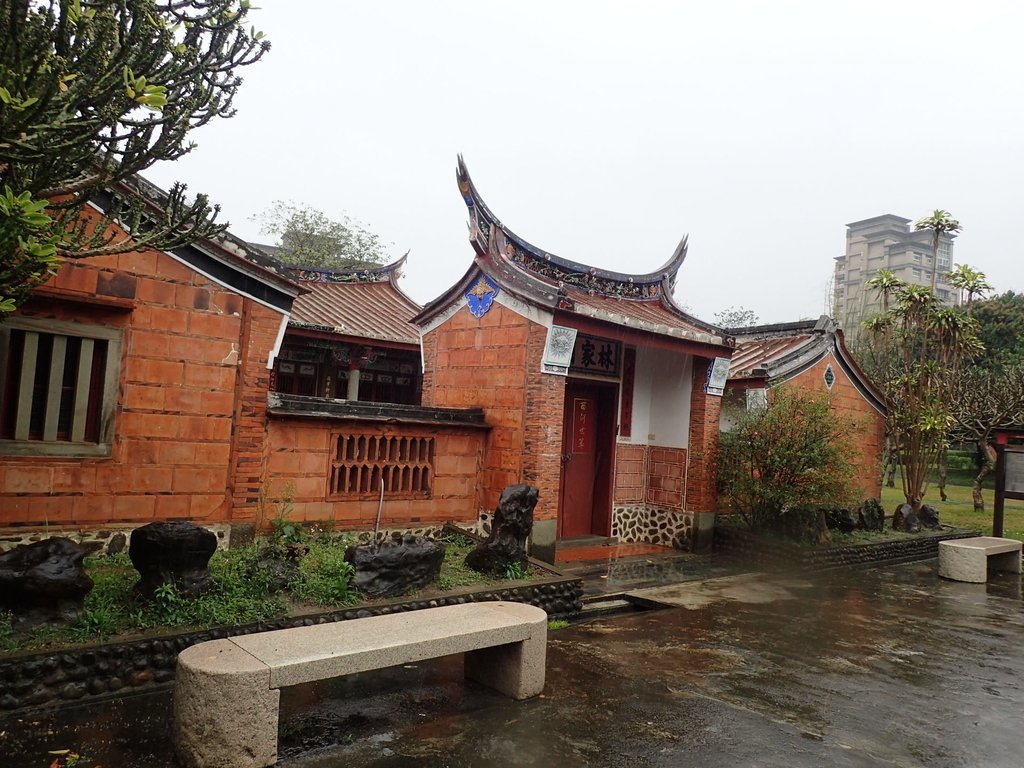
left=938, top=536, right=1022, bottom=583
left=173, top=601, right=547, bottom=768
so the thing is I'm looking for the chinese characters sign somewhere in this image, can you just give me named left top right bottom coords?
left=704, top=357, right=731, bottom=396
left=569, top=335, right=620, bottom=378
left=572, top=397, right=596, bottom=453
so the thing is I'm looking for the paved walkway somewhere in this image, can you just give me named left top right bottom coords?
left=5, top=559, right=1022, bottom=767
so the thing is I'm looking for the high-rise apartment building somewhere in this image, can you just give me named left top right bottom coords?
left=833, top=214, right=957, bottom=335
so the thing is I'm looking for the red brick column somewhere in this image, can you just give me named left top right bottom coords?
left=685, top=358, right=723, bottom=513
left=522, top=322, right=565, bottom=524
left=228, top=300, right=286, bottom=523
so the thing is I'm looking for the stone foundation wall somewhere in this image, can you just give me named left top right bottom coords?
left=0, top=523, right=232, bottom=555
left=0, top=577, right=582, bottom=714
left=714, top=526, right=980, bottom=571
left=612, top=505, right=693, bottom=549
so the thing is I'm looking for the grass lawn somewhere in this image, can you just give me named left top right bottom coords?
left=880, top=467, right=1024, bottom=542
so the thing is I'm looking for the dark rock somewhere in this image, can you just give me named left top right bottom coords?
left=88, top=678, right=108, bottom=695
left=0, top=694, right=20, bottom=709
left=892, top=504, right=922, bottom=533
left=0, top=538, right=93, bottom=630
left=106, top=532, right=127, bottom=555
left=129, top=521, right=217, bottom=599
left=919, top=504, right=941, bottom=530
left=465, top=484, right=539, bottom=575
left=858, top=499, right=886, bottom=531
left=825, top=508, right=857, bottom=533
left=253, top=550, right=298, bottom=593
left=60, top=682, right=87, bottom=700
left=345, top=534, right=444, bottom=598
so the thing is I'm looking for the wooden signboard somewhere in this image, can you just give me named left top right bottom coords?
left=993, top=444, right=1024, bottom=538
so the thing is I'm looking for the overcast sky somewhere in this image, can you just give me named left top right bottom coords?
left=147, top=1, right=1023, bottom=324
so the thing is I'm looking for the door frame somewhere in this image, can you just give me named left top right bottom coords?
left=557, top=377, right=618, bottom=539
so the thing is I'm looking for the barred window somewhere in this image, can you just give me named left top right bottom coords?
left=0, top=319, right=121, bottom=457
left=330, top=433, right=434, bottom=498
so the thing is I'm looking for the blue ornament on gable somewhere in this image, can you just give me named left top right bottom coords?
left=465, top=274, right=500, bottom=318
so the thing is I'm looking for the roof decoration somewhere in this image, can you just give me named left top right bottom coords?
left=281, top=252, right=408, bottom=284
left=457, top=156, right=683, bottom=301
left=414, top=158, right=731, bottom=353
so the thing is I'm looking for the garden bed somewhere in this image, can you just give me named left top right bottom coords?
left=0, top=528, right=582, bottom=714
left=714, top=521, right=982, bottom=571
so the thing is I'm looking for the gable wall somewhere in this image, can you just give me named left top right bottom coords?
left=421, top=303, right=563, bottom=523
left=790, top=353, right=885, bottom=500
left=0, top=246, right=284, bottom=531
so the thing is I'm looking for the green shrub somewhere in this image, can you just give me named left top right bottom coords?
left=290, top=540, right=359, bottom=605
left=717, top=386, right=861, bottom=539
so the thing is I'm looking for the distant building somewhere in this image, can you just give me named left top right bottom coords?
left=833, top=215, right=957, bottom=337
left=723, top=316, right=887, bottom=501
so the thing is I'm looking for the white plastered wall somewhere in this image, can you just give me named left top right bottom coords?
left=627, top=347, right=693, bottom=448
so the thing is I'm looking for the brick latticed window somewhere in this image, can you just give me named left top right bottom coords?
left=0, top=318, right=122, bottom=457
left=330, top=433, right=435, bottom=497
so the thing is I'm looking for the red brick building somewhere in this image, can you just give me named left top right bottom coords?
left=723, top=316, right=887, bottom=499
left=414, top=160, right=734, bottom=560
left=0, top=200, right=300, bottom=540
left=262, top=255, right=489, bottom=533
left=0, top=186, right=488, bottom=548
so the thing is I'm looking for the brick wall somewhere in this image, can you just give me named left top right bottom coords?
left=264, top=417, right=486, bottom=529
left=421, top=303, right=563, bottom=519
left=685, top=358, right=722, bottom=513
left=227, top=300, right=285, bottom=521
left=0, top=248, right=285, bottom=530
left=613, top=443, right=645, bottom=504
left=791, top=354, right=885, bottom=500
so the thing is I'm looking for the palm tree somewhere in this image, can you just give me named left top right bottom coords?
left=866, top=268, right=903, bottom=315
left=946, top=262, right=993, bottom=314
left=914, top=210, right=962, bottom=292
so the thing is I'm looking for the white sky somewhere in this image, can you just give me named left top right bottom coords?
left=147, top=1, right=1024, bottom=324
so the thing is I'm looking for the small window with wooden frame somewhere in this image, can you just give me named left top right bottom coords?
left=0, top=318, right=122, bottom=457
left=330, top=432, right=435, bottom=498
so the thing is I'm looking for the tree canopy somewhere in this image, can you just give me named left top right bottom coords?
left=254, top=201, right=391, bottom=271
left=0, top=0, right=270, bottom=314
left=861, top=271, right=983, bottom=512
left=972, top=291, right=1024, bottom=367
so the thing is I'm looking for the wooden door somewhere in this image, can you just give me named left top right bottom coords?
left=559, top=381, right=615, bottom=538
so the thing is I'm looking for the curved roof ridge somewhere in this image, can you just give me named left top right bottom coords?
left=284, top=251, right=409, bottom=285
left=457, top=156, right=687, bottom=298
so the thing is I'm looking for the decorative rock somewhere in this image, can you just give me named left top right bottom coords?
left=130, top=521, right=217, bottom=599
left=858, top=499, right=886, bottom=531
left=107, top=532, right=128, bottom=555
left=466, top=484, right=539, bottom=576
left=918, top=504, right=941, bottom=530
left=892, top=504, right=922, bottom=533
left=0, top=538, right=93, bottom=630
left=826, top=508, right=857, bottom=534
left=345, top=533, right=444, bottom=598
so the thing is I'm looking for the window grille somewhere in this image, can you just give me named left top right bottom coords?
left=0, top=319, right=121, bottom=456
left=330, top=433, right=434, bottom=497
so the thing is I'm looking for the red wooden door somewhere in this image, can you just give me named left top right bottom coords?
left=561, top=390, right=598, bottom=537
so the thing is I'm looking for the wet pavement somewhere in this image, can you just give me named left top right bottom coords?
left=3, top=560, right=1023, bottom=767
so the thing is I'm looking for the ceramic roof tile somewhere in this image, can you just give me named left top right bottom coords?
left=289, top=281, right=421, bottom=346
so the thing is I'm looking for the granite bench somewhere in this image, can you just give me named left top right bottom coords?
left=173, top=601, right=547, bottom=768
left=938, top=536, right=1022, bottom=583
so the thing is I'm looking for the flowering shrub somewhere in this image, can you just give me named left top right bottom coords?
left=717, top=386, right=861, bottom=539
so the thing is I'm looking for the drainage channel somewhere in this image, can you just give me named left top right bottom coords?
left=575, top=591, right=672, bottom=622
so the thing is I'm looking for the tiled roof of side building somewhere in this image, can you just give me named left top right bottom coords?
left=284, top=255, right=421, bottom=346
